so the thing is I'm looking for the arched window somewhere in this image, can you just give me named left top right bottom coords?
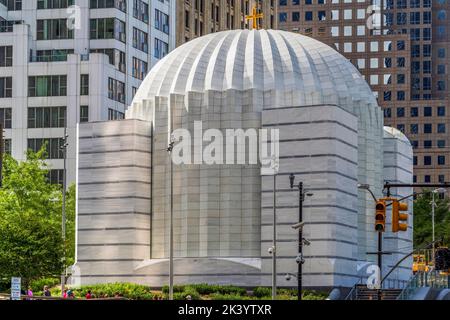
left=438, top=10, right=447, bottom=20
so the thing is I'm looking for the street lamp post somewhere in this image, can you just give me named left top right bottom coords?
left=167, top=135, right=175, bottom=301
left=431, top=188, right=446, bottom=267
left=289, top=174, right=313, bottom=301
left=60, top=129, right=68, bottom=297
left=270, top=157, right=279, bottom=300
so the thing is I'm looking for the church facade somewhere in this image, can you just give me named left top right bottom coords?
left=74, top=30, right=413, bottom=289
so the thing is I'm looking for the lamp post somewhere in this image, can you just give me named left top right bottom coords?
left=431, top=188, right=446, bottom=268
left=167, top=134, right=175, bottom=301
left=270, top=156, right=279, bottom=300
left=60, top=129, right=68, bottom=297
left=289, top=174, right=313, bottom=301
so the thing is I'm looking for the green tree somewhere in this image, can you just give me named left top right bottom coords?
left=413, top=191, right=450, bottom=248
left=0, top=148, right=75, bottom=288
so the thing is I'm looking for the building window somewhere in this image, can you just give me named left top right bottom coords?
left=410, top=12, right=420, bottom=25
left=80, top=105, right=89, bottom=123
left=90, top=0, right=126, bottom=11
left=413, top=156, right=417, bottom=165
left=437, top=81, right=446, bottom=91
left=37, top=19, right=74, bottom=40
left=155, top=9, right=169, bottom=33
left=28, top=107, right=66, bottom=128
left=424, top=106, right=432, bottom=117
left=28, top=75, right=67, bottom=97
left=133, top=0, right=149, bottom=24
left=154, top=38, right=169, bottom=59
left=424, top=156, right=432, bottom=166
left=438, top=140, right=446, bottom=148
left=410, top=124, right=418, bottom=134
left=411, top=140, right=418, bottom=149
left=80, top=74, right=89, bottom=96
left=46, top=169, right=64, bottom=185
left=424, top=175, right=431, bottom=183
left=410, top=107, right=418, bottom=117
left=397, top=91, right=405, bottom=101
left=383, top=91, right=391, bottom=101
left=437, top=106, right=446, bottom=117
left=397, top=107, right=405, bottom=117
left=438, top=48, right=446, bottom=58
left=397, top=124, right=405, bottom=133
left=397, top=74, right=405, bottom=84
left=292, top=12, right=300, bottom=22
left=384, top=108, right=391, bottom=118
left=27, top=138, right=64, bottom=159
left=439, top=175, right=445, bottom=184
left=424, top=124, right=432, bottom=133
left=0, top=77, right=12, bottom=98
left=4, top=139, right=11, bottom=154
left=438, top=124, right=446, bottom=133
left=424, top=140, right=432, bottom=148
left=90, top=48, right=126, bottom=73
left=132, top=28, right=148, bottom=53
left=0, top=46, right=13, bottom=67
left=90, top=18, right=126, bottom=43
left=305, top=11, right=313, bottom=21
left=107, top=78, right=125, bottom=103
left=1, top=0, right=21, bottom=10
left=397, top=57, right=405, bottom=67
left=397, top=41, right=405, bottom=50
left=318, top=11, right=326, bottom=21
left=0, top=108, right=12, bottom=128
left=38, top=0, right=74, bottom=9
left=438, top=156, right=446, bottom=166
left=108, top=108, right=125, bottom=120
left=132, top=57, right=148, bottom=80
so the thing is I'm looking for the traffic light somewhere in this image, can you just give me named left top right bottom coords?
left=392, top=199, right=408, bottom=232
left=375, top=200, right=386, bottom=232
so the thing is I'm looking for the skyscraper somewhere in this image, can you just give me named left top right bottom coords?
left=176, top=0, right=277, bottom=46
left=0, top=0, right=175, bottom=184
left=278, top=0, right=450, bottom=186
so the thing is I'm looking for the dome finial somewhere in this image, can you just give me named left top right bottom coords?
left=245, top=5, right=263, bottom=30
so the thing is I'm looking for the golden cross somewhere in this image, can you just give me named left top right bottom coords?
left=245, top=6, right=264, bottom=30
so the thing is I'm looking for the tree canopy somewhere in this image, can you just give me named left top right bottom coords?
left=0, top=149, right=75, bottom=287
left=413, top=191, right=450, bottom=248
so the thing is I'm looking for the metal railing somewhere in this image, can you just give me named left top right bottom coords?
left=30, top=55, right=68, bottom=62
left=397, top=271, right=450, bottom=300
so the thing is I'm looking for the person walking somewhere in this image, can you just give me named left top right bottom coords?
left=43, top=286, right=51, bottom=297
left=27, top=287, right=33, bottom=299
left=85, top=290, right=92, bottom=299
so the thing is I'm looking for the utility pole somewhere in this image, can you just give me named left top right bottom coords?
left=432, top=191, right=436, bottom=268
left=0, top=123, right=3, bottom=188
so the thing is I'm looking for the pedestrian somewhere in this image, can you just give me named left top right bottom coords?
left=85, top=290, right=92, bottom=299
left=43, top=286, right=51, bottom=297
left=63, top=289, right=68, bottom=299
left=27, top=287, right=33, bottom=299
left=67, top=289, right=75, bottom=299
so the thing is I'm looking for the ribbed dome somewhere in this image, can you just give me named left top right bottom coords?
left=132, top=29, right=377, bottom=107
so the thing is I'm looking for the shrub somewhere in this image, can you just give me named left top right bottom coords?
left=253, top=287, right=271, bottom=298
left=162, top=285, right=185, bottom=294
left=210, top=293, right=249, bottom=300
left=48, top=283, right=154, bottom=300
left=172, top=286, right=201, bottom=300
left=30, top=277, right=60, bottom=293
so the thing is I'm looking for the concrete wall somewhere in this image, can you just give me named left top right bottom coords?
left=75, top=119, right=152, bottom=284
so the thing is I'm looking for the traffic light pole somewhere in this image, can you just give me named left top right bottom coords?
left=377, top=231, right=382, bottom=300
left=298, top=181, right=303, bottom=302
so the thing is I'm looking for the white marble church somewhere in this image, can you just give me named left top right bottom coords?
left=73, top=29, right=413, bottom=289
